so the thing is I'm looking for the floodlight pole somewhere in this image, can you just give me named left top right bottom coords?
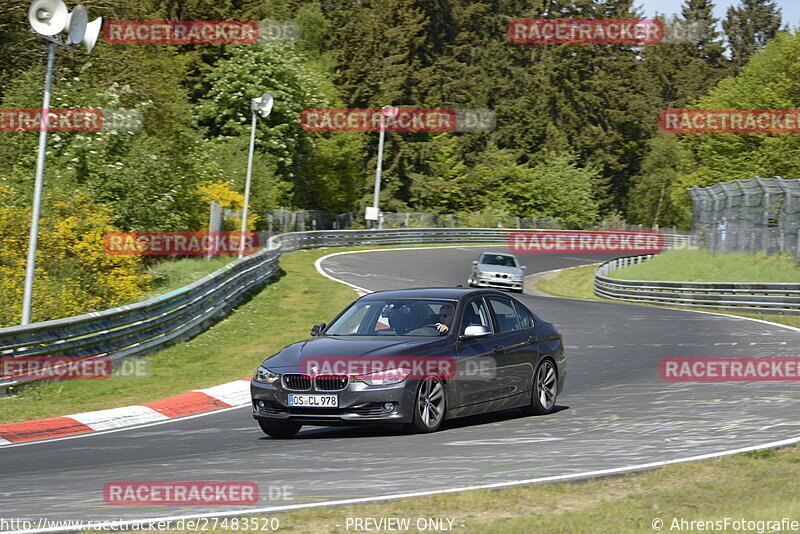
left=372, top=119, right=386, bottom=230
left=21, top=41, right=57, bottom=325
left=238, top=93, right=273, bottom=258
left=372, top=105, right=395, bottom=230
left=239, top=109, right=258, bottom=259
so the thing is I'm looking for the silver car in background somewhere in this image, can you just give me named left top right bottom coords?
left=467, top=252, right=526, bottom=292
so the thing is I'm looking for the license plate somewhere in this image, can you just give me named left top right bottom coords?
left=287, top=394, right=338, bottom=407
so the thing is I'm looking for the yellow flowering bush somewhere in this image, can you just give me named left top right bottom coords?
left=0, top=187, right=151, bottom=327
left=198, top=181, right=259, bottom=231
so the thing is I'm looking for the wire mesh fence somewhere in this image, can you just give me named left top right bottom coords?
left=688, top=177, right=800, bottom=261
left=261, top=208, right=680, bottom=235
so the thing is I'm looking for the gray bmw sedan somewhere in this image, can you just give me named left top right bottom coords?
left=251, top=287, right=565, bottom=438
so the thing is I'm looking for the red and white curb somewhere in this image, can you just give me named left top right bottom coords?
left=0, top=378, right=251, bottom=445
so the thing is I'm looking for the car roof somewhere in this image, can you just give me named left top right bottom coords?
left=359, top=287, right=515, bottom=300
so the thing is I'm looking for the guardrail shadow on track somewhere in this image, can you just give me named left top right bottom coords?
left=0, top=228, right=690, bottom=395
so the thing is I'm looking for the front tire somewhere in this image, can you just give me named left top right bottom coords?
left=258, top=420, right=302, bottom=438
left=521, top=358, right=557, bottom=416
left=407, top=377, right=446, bottom=433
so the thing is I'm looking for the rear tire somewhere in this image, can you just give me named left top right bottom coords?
left=407, top=377, right=446, bottom=433
left=521, top=358, right=557, bottom=416
left=258, top=420, right=302, bottom=438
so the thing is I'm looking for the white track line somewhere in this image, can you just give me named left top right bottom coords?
left=313, top=243, right=509, bottom=294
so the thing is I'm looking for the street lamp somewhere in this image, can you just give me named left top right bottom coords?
left=21, top=0, right=102, bottom=325
left=367, top=105, right=397, bottom=229
left=239, top=91, right=273, bottom=259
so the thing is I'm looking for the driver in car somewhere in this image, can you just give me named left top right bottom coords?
left=434, top=304, right=455, bottom=334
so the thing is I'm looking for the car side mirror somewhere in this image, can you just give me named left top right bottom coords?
left=460, top=324, right=491, bottom=339
left=310, top=323, right=326, bottom=336
left=472, top=260, right=478, bottom=265
left=521, top=265, right=526, bottom=270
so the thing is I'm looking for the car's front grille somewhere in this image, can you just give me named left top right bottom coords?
left=495, top=273, right=509, bottom=279
left=282, top=373, right=312, bottom=391
left=315, top=374, right=349, bottom=391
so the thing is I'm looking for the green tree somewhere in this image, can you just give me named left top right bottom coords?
left=674, top=31, right=800, bottom=225
left=408, top=133, right=471, bottom=213
left=682, top=0, right=728, bottom=67
left=627, top=133, right=693, bottom=227
left=196, top=44, right=332, bottom=208
left=723, top=0, right=782, bottom=70
left=0, top=63, right=211, bottom=231
left=509, top=151, right=600, bottom=229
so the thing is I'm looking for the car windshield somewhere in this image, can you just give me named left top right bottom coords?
left=480, top=254, right=518, bottom=267
left=325, top=299, right=457, bottom=337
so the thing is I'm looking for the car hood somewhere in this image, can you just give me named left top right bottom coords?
left=260, top=335, right=448, bottom=372
left=478, top=264, right=523, bottom=275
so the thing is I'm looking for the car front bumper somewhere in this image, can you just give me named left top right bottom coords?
left=474, top=278, right=523, bottom=290
left=251, top=378, right=417, bottom=426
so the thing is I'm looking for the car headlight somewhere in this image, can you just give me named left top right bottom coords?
left=477, top=272, right=491, bottom=279
left=353, top=367, right=411, bottom=386
left=253, top=366, right=280, bottom=384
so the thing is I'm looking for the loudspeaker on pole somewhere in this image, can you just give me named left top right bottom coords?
left=28, top=0, right=68, bottom=36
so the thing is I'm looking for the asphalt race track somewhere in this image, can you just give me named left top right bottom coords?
left=2, top=245, right=800, bottom=528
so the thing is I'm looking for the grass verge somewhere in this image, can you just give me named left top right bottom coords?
left=136, top=256, right=237, bottom=301
left=536, top=261, right=800, bottom=330
left=128, top=445, right=800, bottom=533
left=611, top=249, right=799, bottom=283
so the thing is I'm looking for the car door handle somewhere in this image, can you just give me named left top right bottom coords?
left=527, top=336, right=536, bottom=343
left=492, top=345, right=504, bottom=353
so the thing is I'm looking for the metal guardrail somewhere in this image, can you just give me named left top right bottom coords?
left=594, top=255, right=800, bottom=315
left=0, top=228, right=690, bottom=394
left=0, top=249, right=280, bottom=394
left=267, top=228, right=692, bottom=251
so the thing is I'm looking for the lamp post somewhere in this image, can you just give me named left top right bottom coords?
left=238, top=92, right=273, bottom=259
left=21, top=0, right=102, bottom=325
left=369, top=105, right=397, bottom=229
